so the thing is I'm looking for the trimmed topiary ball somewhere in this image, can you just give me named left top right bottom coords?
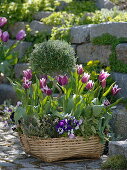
left=30, top=40, right=77, bottom=75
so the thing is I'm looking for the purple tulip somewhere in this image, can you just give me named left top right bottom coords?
left=77, top=65, right=84, bottom=75
left=98, top=70, right=110, bottom=81
left=81, top=73, right=90, bottom=84
left=40, top=78, right=47, bottom=88
left=0, top=17, right=7, bottom=27
left=23, top=69, right=32, bottom=80
left=57, top=75, right=68, bottom=86
left=16, top=30, right=26, bottom=40
left=42, top=86, right=52, bottom=96
left=23, top=77, right=32, bottom=89
left=101, top=79, right=106, bottom=88
left=0, top=29, right=2, bottom=39
left=86, top=80, right=94, bottom=90
left=111, top=84, right=121, bottom=96
left=1, top=31, right=9, bottom=42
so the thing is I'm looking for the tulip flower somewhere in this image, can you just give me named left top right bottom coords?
left=111, top=84, right=121, bottom=96
left=40, top=78, right=47, bottom=88
left=0, top=17, right=7, bottom=27
left=98, top=70, right=110, bottom=81
left=81, top=73, right=90, bottom=84
left=1, top=31, right=9, bottom=42
left=23, top=77, right=32, bottom=89
left=16, top=30, right=26, bottom=40
left=86, top=80, right=94, bottom=90
left=77, top=65, right=84, bottom=75
left=42, top=85, right=52, bottom=96
left=57, top=75, right=68, bottom=86
left=23, top=69, right=32, bottom=80
left=101, top=79, right=106, bottom=88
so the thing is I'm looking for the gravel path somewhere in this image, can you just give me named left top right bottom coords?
left=0, top=116, right=107, bottom=170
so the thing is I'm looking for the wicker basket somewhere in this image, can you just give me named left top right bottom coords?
left=19, top=134, right=104, bottom=162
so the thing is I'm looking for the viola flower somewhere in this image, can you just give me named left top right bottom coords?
left=0, top=17, right=7, bottom=27
left=40, top=78, right=47, bottom=88
left=16, top=30, right=26, bottom=40
left=103, top=99, right=110, bottom=106
left=42, top=85, right=52, bottom=96
left=111, top=84, right=121, bottom=96
left=81, top=73, right=90, bottom=84
left=98, top=70, right=110, bottom=81
left=1, top=31, right=9, bottom=42
left=17, top=101, right=22, bottom=107
left=23, top=69, right=32, bottom=80
left=86, top=80, right=94, bottom=90
left=23, top=77, right=32, bottom=89
left=77, top=65, right=84, bottom=75
left=101, top=79, right=106, bottom=88
left=57, top=75, right=68, bottom=86
left=57, top=127, right=64, bottom=134
left=68, top=129, right=75, bottom=139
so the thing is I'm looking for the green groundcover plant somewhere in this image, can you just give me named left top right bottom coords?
left=7, top=64, right=122, bottom=143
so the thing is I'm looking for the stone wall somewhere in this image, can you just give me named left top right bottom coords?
left=70, top=22, right=127, bottom=65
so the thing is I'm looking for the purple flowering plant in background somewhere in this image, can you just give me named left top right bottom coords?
left=0, top=17, right=26, bottom=78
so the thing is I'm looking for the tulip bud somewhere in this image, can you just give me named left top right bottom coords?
left=86, top=80, right=94, bottom=90
left=42, top=86, right=52, bottom=96
left=16, top=30, right=26, bottom=40
left=0, top=17, right=7, bottom=27
left=101, top=79, right=106, bottom=88
left=98, top=70, right=110, bottom=81
left=77, top=65, right=84, bottom=75
left=23, top=77, right=32, bottom=89
left=1, top=31, right=9, bottom=42
left=23, top=69, right=32, bottom=80
left=40, top=78, right=47, bottom=88
left=111, top=84, right=121, bottom=96
left=57, top=75, right=68, bottom=86
left=81, top=73, right=90, bottom=84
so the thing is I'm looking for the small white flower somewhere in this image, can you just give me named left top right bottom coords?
left=75, top=125, right=79, bottom=130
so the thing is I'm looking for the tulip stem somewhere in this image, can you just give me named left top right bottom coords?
left=54, top=83, right=62, bottom=98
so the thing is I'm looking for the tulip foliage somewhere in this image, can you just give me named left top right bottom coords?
left=11, top=65, right=122, bottom=142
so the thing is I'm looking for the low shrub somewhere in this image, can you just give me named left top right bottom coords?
left=81, top=8, right=127, bottom=25
left=30, top=40, right=77, bottom=75
left=42, top=12, right=79, bottom=26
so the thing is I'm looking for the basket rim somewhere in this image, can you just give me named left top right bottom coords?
left=19, top=133, right=101, bottom=141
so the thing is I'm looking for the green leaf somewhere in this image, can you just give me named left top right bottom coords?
left=14, top=106, right=26, bottom=124
left=107, top=98, right=123, bottom=109
left=91, top=126, right=96, bottom=134
left=92, top=105, right=104, bottom=116
left=103, top=82, right=115, bottom=97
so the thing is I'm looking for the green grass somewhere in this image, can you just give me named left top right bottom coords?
left=102, top=155, right=127, bottom=169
